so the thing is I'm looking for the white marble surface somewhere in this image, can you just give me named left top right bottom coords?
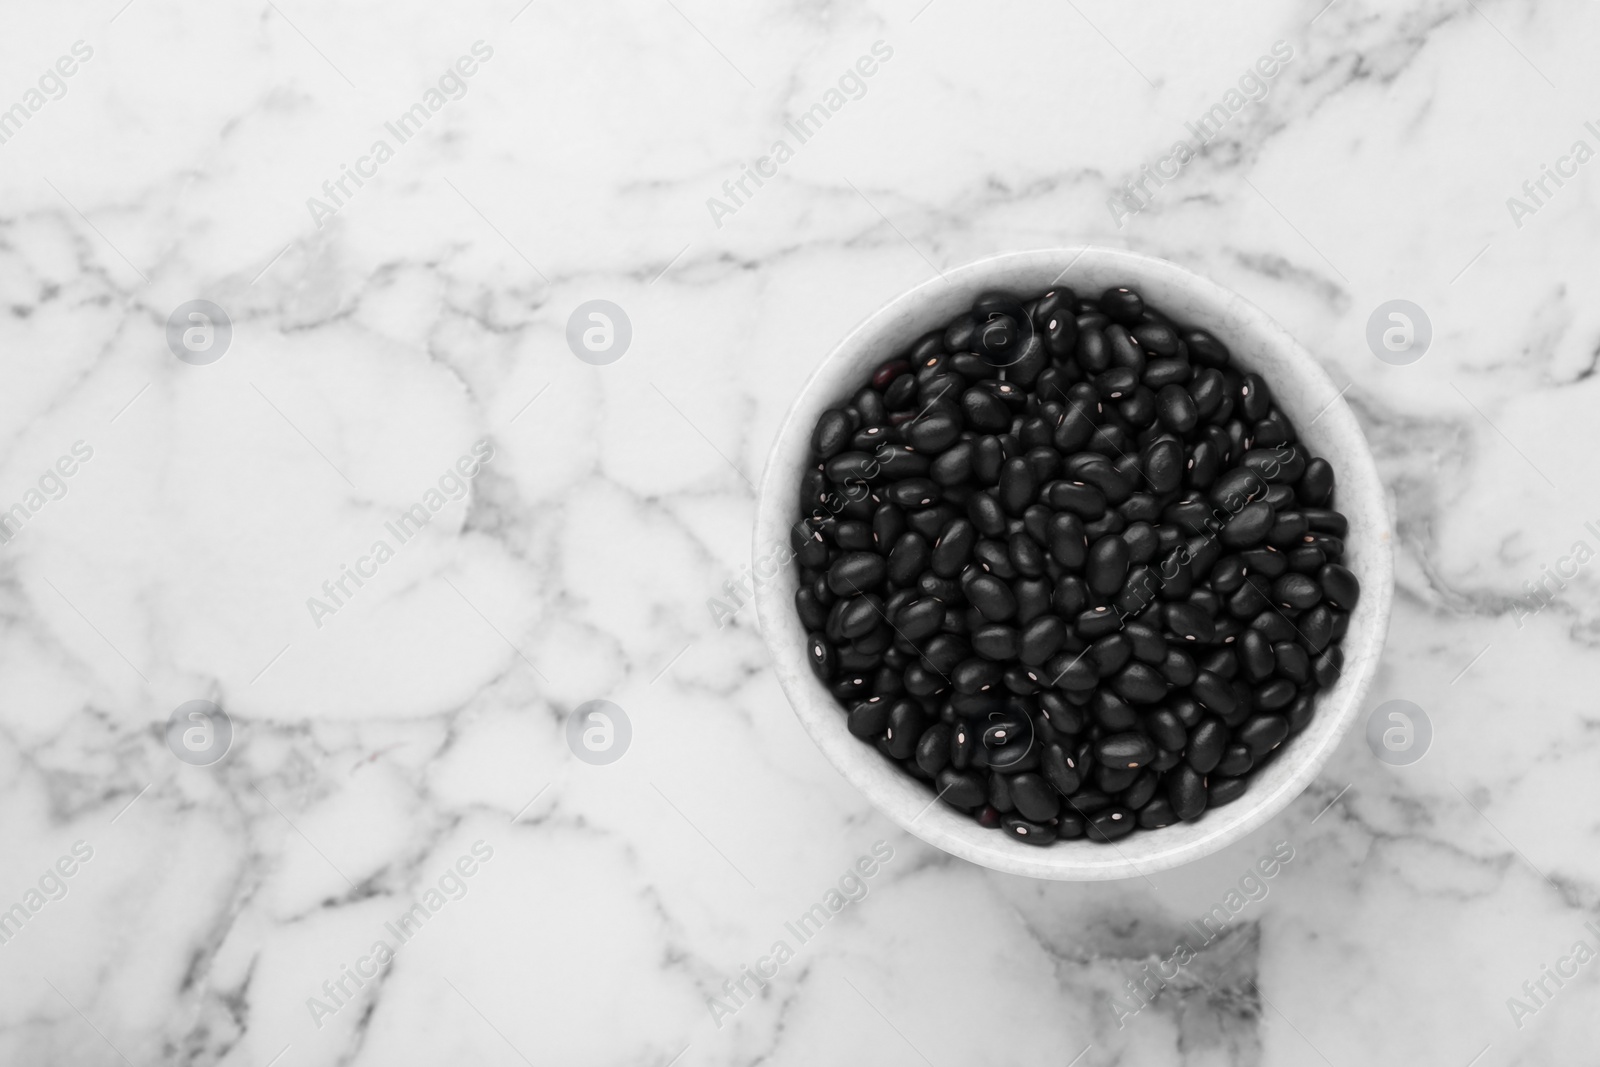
left=0, top=1, right=1597, bottom=1065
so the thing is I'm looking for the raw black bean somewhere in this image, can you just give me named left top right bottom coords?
left=1319, top=563, right=1360, bottom=610
left=962, top=387, right=1012, bottom=432
left=1162, top=648, right=1198, bottom=686
left=931, top=519, right=976, bottom=577
left=887, top=479, right=939, bottom=508
left=1122, top=521, right=1159, bottom=563
left=972, top=624, right=1020, bottom=661
left=1238, top=629, right=1275, bottom=683
left=1169, top=696, right=1203, bottom=728
left=1255, top=678, right=1296, bottom=711
left=1165, top=764, right=1207, bottom=820
left=968, top=493, right=1007, bottom=538
left=998, top=458, right=1035, bottom=514
left=1139, top=796, right=1177, bottom=828
left=1302, top=507, right=1348, bottom=538
left=904, top=504, right=953, bottom=542
left=1312, top=646, right=1342, bottom=687
left=1132, top=321, right=1179, bottom=356
left=1190, top=716, right=1222, bottom=777
left=1089, top=634, right=1132, bottom=678
left=837, top=596, right=882, bottom=640
left=1113, top=663, right=1168, bottom=704
left=1239, top=373, right=1272, bottom=421
left=1240, top=546, right=1286, bottom=579
left=974, top=540, right=1016, bottom=579
left=1303, top=532, right=1345, bottom=559
left=1042, top=742, right=1082, bottom=796
left=1184, top=329, right=1230, bottom=367
left=1220, top=501, right=1274, bottom=548
left=1091, top=691, right=1139, bottom=732
left=1215, top=744, right=1253, bottom=776
left=915, top=723, right=951, bottom=775
left=887, top=533, right=930, bottom=586
left=937, top=768, right=986, bottom=810
left=1008, top=533, right=1046, bottom=578
left=1273, top=642, right=1310, bottom=684
left=1299, top=604, right=1333, bottom=652
left=1100, top=287, right=1143, bottom=324
left=953, top=658, right=1002, bottom=694
left=965, top=573, right=1016, bottom=621
left=1143, top=707, right=1188, bottom=751
left=1165, top=602, right=1214, bottom=643
left=1086, top=535, right=1130, bottom=595
left=795, top=587, right=829, bottom=630
left=1003, top=815, right=1056, bottom=845
left=1066, top=787, right=1112, bottom=817
left=847, top=698, right=891, bottom=739
left=903, top=663, right=942, bottom=696
left=1144, top=438, right=1184, bottom=493
left=1096, top=731, right=1156, bottom=770
left=1122, top=768, right=1161, bottom=811
left=922, top=634, right=969, bottom=674
left=1198, top=648, right=1236, bottom=680
left=907, top=410, right=962, bottom=453
left=833, top=520, right=873, bottom=551
left=874, top=445, right=930, bottom=479
left=883, top=701, right=929, bottom=759
left=1156, top=383, right=1199, bottom=433
left=873, top=505, right=905, bottom=547
left=1045, top=480, right=1108, bottom=519
left=971, top=436, right=1005, bottom=485
left=988, top=770, right=1015, bottom=812
left=1015, top=578, right=1051, bottom=623
left=1010, top=773, right=1061, bottom=822
left=1024, top=445, right=1059, bottom=482
left=808, top=632, right=835, bottom=680
left=1267, top=511, right=1309, bottom=548
left=1018, top=616, right=1067, bottom=666
left=929, top=441, right=974, bottom=486
left=1088, top=807, right=1137, bottom=841
left=1298, top=458, right=1335, bottom=506
left=1285, top=692, right=1316, bottom=733
left=812, top=409, right=854, bottom=458
left=1273, top=573, right=1321, bottom=610
left=827, top=553, right=886, bottom=595
left=883, top=373, right=918, bottom=411
left=1208, top=775, right=1249, bottom=807
left=1238, top=713, right=1288, bottom=755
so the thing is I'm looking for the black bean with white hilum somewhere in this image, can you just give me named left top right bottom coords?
left=793, top=286, right=1360, bottom=846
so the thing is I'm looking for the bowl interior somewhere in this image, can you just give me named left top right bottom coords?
left=754, top=248, right=1393, bottom=880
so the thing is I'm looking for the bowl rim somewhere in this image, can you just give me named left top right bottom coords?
left=753, top=246, right=1393, bottom=880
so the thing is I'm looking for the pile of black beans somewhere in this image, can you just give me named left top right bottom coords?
left=791, top=286, right=1359, bottom=845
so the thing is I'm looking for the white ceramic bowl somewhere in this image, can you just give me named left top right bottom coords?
left=754, top=248, right=1393, bottom=880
